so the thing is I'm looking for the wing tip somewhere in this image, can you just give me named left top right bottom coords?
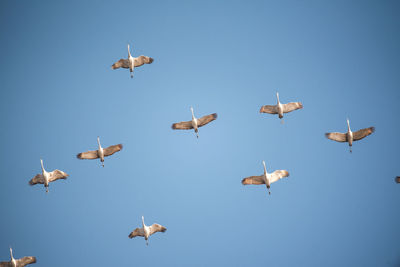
left=370, top=126, right=375, bottom=133
left=76, top=153, right=82, bottom=159
left=212, top=113, right=218, bottom=119
left=149, top=57, right=154, bottom=64
left=118, top=144, right=123, bottom=150
left=395, top=176, right=400, bottom=183
left=171, top=123, right=177, bottom=130
left=241, top=178, right=247, bottom=185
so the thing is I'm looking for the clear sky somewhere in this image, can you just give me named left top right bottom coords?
left=0, top=1, right=399, bottom=266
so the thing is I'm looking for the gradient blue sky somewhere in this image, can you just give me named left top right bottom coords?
left=1, top=1, right=399, bottom=266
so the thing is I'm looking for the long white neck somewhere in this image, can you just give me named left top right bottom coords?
left=9, top=247, right=13, bottom=260
left=276, top=92, right=280, bottom=104
left=97, top=137, right=102, bottom=150
left=263, top=161, right=267, bottom=174
left=190, top=107, right=195, bottom=119
left=142, top=216, right=146, bottom=227
left=127, top=44, right=132, bottom=58
left=347, top=119, right=351, bottom=132
left=40, top=159, right=45, bottom=173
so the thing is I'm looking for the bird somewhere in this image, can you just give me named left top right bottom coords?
left=76, top=137, right=123, bottom=167
left=260, top=92, right=303, bottom=123
left=0, top=247, right=36, bottom=267
left=395, top=176, right=400, bottom=183
left=171, top=107, right=217, bottom=138
left=128, top=216, right=167, bottom=246
left=325, top=119, right=375, bottom=153
left=111, top=44, right=154, bottom=78
left=29, top=159, right=68, bottom=193
left=241, top=161, right=289, bottom=195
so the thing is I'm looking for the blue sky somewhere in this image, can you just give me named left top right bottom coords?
left=0, top=1, right=399, bottom=266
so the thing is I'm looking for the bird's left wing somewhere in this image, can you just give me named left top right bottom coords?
left=241, top=175, right=265, bottom=185
left=77, top=150, right=99, bottom=160
left=149, top=224, right=167, bottom=236
left=49, top=170, right=68, bottom=182
left=353, top=127, right=375, bottom=141
left=29, top=174, right=44, bottom=185
left=171, top=121, right=193, bottom=130
left=197, top=113, right=218, bottom=127
left=282, top=102, right=303, bottom=113
left=134, top=56, right=154, bottom=67
left=269, top=170, right=289, bottom=183
left=260, top=105, right=278, bottom=114
left=111, top=59, right=129, bottom=69
left=16, top=256, right=36, bottom=266
left=0, top=262, right=10, bottom=267
left=103, top=144, right=123, bottom=157
left=129, top=228, right=144, bottom=238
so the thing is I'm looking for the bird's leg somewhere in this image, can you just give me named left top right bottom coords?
left=46, top=186, right=49, bottom=194
left=146, top=240, right=148, bottom=246
left=349, top=147, right=352, bottom=153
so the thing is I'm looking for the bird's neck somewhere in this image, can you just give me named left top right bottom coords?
left=40, top=160, right=45, bottom=173
left=97, top=138, right=102, bottom=150
left=347, top=120, right=351, bottom=132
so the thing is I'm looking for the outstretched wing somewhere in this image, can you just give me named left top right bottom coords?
left=103, top=144, right=123, bottom=157
left=171, top=121, right=193, bottom=130
left=111, top=59, right=130, bottom=69
left=197, top=113, right=217, bottom=127
left=49, top=170, right=68, bottom=182
left=241, top=175, right=265, bottom=185
left=129, top=227, right=144, bottom=238
left=260, top=105, right=278, bottom=114
left=0, top=261, right=10, bottom=267
left=282, top=102, right=303, bottom=113
left=29, top=174, right=44, bottom=185
left=269, top=170, right=289, bottom=183
left=353, top=127, right=375, bottom=141
left=16, top=256, right=36, bottom=266
left=325, top=132, right=347, bottom=142
left=77, top=150, right=99, bottom=160
left=149, top=224, right=167, bottom=236
left=134, top=56, right=154, bottom=67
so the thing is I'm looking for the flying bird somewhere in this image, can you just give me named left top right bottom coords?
left=128, top=216, right=167, bottom=246
left=325, top=119, right=375, bottom=153
left=29, top=159, right=68, bottom=193
left=77, top=137, right=122, bottom=167
left=242, top=161, right=289, bottom=195
left=171, top=107, right=217, bottom=138
left=111, top=44, right=154, bottom=78
left=0, top=247, right=36, bottom=267
left=395, top=176, right=400, bottom=183
left=260, top=92, right=303, bottom=123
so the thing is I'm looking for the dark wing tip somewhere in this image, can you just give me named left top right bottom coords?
left=171, top=123, right=177, bottom=130
left=118, top=144, right=123, bottom=150
left=324, top=133, right=330, bottom=138
left=395, top=176, right=400, bottom=183
left=76, top=153, right=82, bottom=159
left=161, top=227, right=167, bottom=232
left=370, top=126, right=375, bottom=133
left=128, top=232, right=133, bottom=238
left=241, top=178, right=247, bottom=185
left=28, top=180, right=34, bottom=186
left=212, top=113, right=218, bottom=119
left=259, top=106, right=263, bottom=113
left=149, top=57, right=154, bottom=64
left=299, top=102, right=303, bottom=108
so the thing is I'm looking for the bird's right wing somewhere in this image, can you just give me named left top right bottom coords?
left=325, top=132, right=347, bottom=142
left=134, top=56, right=154, bottom=67
left=16, top=256, right=36, bottom=266
left=269, top=170, right=289, bottom=183
left=29, top=174, right=44, bottom=185
left=197, top=113, right=218, bottom=127
left=103, top=144, right=123, bottom=157
left=129, top=227, right=144, bottom=238
left=171, top=121, right=193, bottom=130
left=260, top=105, right=278, bottom=114
left=241, top=175, right=265, bottom=185
left=0, top=262, right=10, bottom=267
left=49, top=170, right=68, bottom=182
left=77, top=150, right=99, bottom=160
left=149, top=224, right=167, bottom=236
left=353, top=127, right=375, bottom=141
left=111, top=59, right=129, bottom=69
left=282, top=102, right=303, bottom=113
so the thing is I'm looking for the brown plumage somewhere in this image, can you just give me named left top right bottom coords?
left=325, top=132, right=347, bottom=142
left=28, top=170, right=68, bottom=185
left=353, top=127, right=375, bottom=141
left=241, top=175, right=265, bottom=185
left=171, top=113, right=218, bottom=129
left=77, top=144, right=123, bottom=159
left=260, top=92, right=303, bottom=120
left=129, top=224, right=167, bottom=239
left=111, top=56, right=154, bottom=69
left=0, top=257, right=36, bottom=267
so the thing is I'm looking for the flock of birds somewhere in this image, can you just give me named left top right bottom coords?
left=2, top=43, right=396, bottom=266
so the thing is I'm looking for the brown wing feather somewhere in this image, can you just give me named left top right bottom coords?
left=171, top=121, right=193, bottom=130
left=282, top=102, right=303, bottom=113
left=129, top=228, right=144, bottom=238
left=260, top=105, right=278, bottom=114
left=103, top=144, right=123, bottom=157
left=0, top=262, right=10, bottom=267
left=16, top=256, right=36, bottom=266
left=395, top=176, right=400, bottom=184
left=353, top=127, right=375, bottom=141
left=241, top=175, right=265, bottom=185
left=325, top=132, right=347, bottom=142
left=134, top=56, right=154, bottom=67
left=77, top=150, right=99, bottom=160
left=149, top=224, right=167, bottom=236
left=49, top=170, right=68, bottom=182
left=29, top=174, right=44, bottom=185
left=197, top=113, right=217, bottom=127
left=111, top=59, right=129, bottom=69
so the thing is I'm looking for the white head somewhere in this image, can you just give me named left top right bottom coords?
left=127, top=44, right=132, bottom=58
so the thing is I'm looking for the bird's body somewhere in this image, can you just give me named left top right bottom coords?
left=111, top=44, right=154, bottom=78
left=0, top=248, right=36, bottom=267
left=77, top=137, right=123, bottom=167
left=172, top=107, right=217, bottom=138
left=128, top=216, right=167, bottom=246
left=29, top=159, right=68, bottom=193
left=242, top=161, right=289, bottom=195
left=260, top=92, right=303, bottom=122
left=325, top=119, right=375, bottom=153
